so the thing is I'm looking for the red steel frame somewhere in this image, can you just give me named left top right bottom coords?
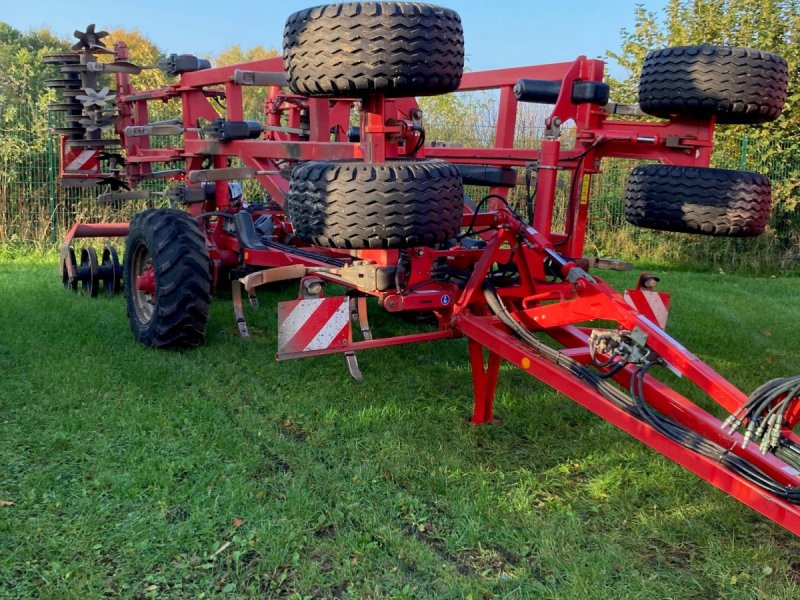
left=57, top=42, right=800, bottom=536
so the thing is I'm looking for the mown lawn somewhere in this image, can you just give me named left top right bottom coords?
left=2, top=256, right=800, bottom=599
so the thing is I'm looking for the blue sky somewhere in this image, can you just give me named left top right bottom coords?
left=3, top=0, right=668, bottom=76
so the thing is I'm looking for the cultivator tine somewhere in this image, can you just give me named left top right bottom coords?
left=350, top=297, right=373, bottom=341
left=231, top=282, right=250, bottom=339
left=247, top=289, right=259, bottom=309
left=344, top=352, right=364, bottom=381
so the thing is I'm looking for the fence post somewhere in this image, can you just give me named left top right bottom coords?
left=739, top=135, right=749, bottom=171
left=46, top=110, right=56, bottom=245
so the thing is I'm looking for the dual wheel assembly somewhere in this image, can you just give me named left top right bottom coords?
left=61, top=245, right=123, bottom=297
left=284, top=1, right=466, bottom=250
left=624, top=45, right=788, bottom=236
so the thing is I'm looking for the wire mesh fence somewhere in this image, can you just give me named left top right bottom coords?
left=1, top=100, right=798, bottom=271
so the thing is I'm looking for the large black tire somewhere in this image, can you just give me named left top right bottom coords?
left=283, top=2, right=464, bottom=98
left=123, top=209, right=212, bottom=348
left=624, top=165, right=771, bottom=237
left=287, top=160, right=464, bottom=248
left=638, top=45, right=788, bottom=124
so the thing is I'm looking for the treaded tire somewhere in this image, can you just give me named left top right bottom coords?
left=287, top=160, right=464, bottom=248
left=624, top=165, right=771, bottom=237
left=638, top=45, right=788, bottom=124
left=124, top=209, right=212, bottom=348
left=283, top=2, right=464, bottom=98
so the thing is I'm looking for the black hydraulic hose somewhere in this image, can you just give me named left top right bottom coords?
left=481, top=281, right=800, bottom=503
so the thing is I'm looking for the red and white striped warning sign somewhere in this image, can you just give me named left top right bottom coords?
left=63, top=148, right=100, bottom=173
left=277, top=297, right=351, bottom=358
left=624, top=289, right=671, bottom=329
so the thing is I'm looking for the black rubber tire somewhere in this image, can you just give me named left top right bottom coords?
left=283, top=2, right=464, bottom=98
left=624, top=165, right=771, bottom=237
left=123, top=209, right=212, bottom=348
left=287, top=160, right=464, bottom=248
left=638, top=45, right=788, bottom=124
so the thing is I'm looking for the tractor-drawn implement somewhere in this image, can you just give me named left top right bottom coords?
left=48, top=3, right=800, bottom=536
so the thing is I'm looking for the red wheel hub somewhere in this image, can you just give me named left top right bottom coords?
left=135, top=267, right=156, bottom=296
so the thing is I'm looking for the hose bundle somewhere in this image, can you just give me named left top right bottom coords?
left=481, top=281, right=800, bottom=503
left=723, top=375, right=800, bottom=454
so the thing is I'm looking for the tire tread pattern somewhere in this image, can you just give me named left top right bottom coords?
left=283, top=2, right=464, bottom=97
left=288, top=160, right=463, bottom=248
left=624, top=165, right=771, bottom=237
left=124, top=209, right=212, bottom=348
left=638, top=45, right=788, bottom=124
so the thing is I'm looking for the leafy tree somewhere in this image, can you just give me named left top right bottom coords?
left=0, top=23, right=67, bottom=150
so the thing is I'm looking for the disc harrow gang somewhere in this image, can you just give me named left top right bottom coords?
left=47, top=5, right=800, bottom=538
left=61, top=244, right=123, bottom=297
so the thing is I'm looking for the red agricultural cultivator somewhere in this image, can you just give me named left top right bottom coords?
left=47, top=3, right=800, bottom=535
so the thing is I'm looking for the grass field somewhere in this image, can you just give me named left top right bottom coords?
left=2, top=256, right=800, bottom=599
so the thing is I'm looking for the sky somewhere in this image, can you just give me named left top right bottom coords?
left=2, top=0, right=669, bottom=77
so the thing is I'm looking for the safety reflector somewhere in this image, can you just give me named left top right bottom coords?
left=63, top=147, right=100, bottom=172
left=624, top=289, right=671, bottom=329
left=277, top=297, right=350, bottom=358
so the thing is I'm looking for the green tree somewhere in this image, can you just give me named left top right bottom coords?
left=0, top=23, right=67, bottom=149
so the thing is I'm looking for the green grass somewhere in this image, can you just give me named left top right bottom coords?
left=2, top=258, right=800, bottom=599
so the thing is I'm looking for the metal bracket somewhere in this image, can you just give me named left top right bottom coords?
left=232, top=70, right=288, bottom=87
left=96, top=190, right=151, bottom=203
left=603, top=102, right=644, bottom=116
left=125, top=123, right=184, bottom=137
left=665, top=135, right=697, bottom=151
left=587, top=257, right=634, bottom=271
left=239, top=265, right=308, bottom=295
left=187, top=166, right=256, bottom=183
